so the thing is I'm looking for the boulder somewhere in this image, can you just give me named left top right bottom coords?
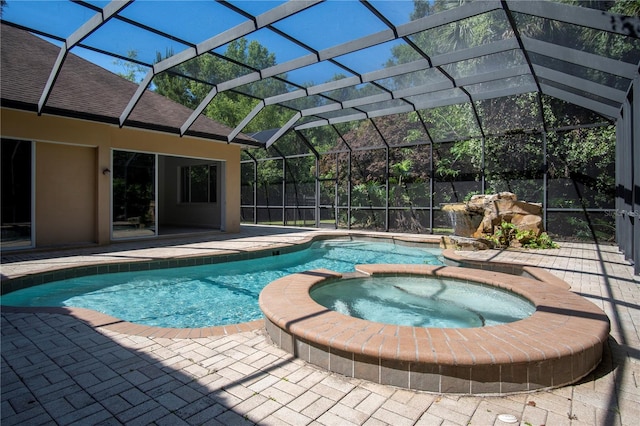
left=467, top=192, right=543, bottom=237
left=511, top=214, right=544, bottom=236
left=442, top=192, right=546, bottom=249
left=440, top=236, right=490, bottom=251
left=441, top=204, right=479, bottom=237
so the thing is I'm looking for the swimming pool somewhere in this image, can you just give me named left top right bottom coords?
left=2, top=239, right=443, bottom=328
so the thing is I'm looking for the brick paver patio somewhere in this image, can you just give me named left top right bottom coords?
left=2, top=226, right=639, bottom=425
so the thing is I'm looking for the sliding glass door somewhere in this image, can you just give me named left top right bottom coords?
left=112, top=150, right=156, bottom=239
left=1, top=139, right=33, bottom=248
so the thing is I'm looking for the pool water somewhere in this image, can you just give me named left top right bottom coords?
left=310, top=276, right=535, bottom=328
left=2, top=240, right=443, bottom=328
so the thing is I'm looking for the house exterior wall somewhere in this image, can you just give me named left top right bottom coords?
left=1, top=108, right=242, bottom=247
left=35, top=142, right=97, bottom=246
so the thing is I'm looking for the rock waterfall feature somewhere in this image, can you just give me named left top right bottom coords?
left=441, top=192, right=545, bottom=250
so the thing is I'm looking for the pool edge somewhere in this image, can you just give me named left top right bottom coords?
left=0, top=231, right=443, bottom=337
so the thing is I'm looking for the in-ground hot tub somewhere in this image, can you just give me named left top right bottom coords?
left=259, top=264, right=610, bottom=395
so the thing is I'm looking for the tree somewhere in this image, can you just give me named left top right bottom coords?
left=153, top=38, right=293, bottom=131
left=113, top=50, right=148, bottom=83
left=314, top=0, right=619, bottom=237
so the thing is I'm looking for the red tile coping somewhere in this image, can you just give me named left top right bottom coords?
left=1, top=231, right=444, bottom=283
left=259, top=264, right=610, bottom=395
left=441, top=248, right=571, bottom=290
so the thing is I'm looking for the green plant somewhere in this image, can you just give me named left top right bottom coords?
left=515, top=229, right=537, bottom=246
left=529, top=232, right=560, bottom=249
left=491, top=221, right=559, bottom=249
left=463, top=191, right=481, bottom=203
left=493, top=221, right=517, bottom=247
left=480, top=234, right=499, bottom=248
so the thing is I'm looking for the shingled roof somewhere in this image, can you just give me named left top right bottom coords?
left=0, top=23, right=258, bottom=146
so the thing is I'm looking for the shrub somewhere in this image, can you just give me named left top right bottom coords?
left=489, top=221, right=559, bottom=249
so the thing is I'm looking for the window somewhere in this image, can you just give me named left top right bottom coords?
left=181, top=164, right=217, bottom=203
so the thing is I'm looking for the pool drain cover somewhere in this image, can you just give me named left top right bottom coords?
left=497, top=414, right=518, bottom=423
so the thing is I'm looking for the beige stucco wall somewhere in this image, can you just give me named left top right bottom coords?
left=1, top=108, right=242, bottom=247
left=35, top=142, right=97, bottom=246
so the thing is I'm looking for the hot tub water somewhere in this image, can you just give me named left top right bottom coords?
left=310, top=276, right=535, bottom=328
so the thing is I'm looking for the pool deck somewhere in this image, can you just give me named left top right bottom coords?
left=2, top=225, right=639, bottom=425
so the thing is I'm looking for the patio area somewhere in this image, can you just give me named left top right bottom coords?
left=2, top=225, right=639, bottom=425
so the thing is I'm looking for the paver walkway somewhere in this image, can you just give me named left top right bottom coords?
left=2, top=226, right=639, bottom=425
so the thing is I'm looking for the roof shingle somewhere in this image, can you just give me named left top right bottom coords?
left=0, top=23, right=257, bottom=146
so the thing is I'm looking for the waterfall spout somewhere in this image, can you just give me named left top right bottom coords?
left=441, top=203, right=477, bottom=237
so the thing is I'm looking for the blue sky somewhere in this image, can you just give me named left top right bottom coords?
left=3, top=0, right=418, bottom=84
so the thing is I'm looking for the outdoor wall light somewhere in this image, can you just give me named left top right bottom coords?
left=102, top=168, right=111, bottom=176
